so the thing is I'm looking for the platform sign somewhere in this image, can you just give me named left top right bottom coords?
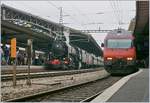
left=11, top=38, right=16, bottom=58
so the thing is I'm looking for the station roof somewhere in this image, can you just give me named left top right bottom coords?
left=1, top=4, right=102, bottom=56
left=1, top=20, right=54, bottom=51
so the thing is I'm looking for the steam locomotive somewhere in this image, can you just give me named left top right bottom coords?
left=45, top=38, right=103, bottom=70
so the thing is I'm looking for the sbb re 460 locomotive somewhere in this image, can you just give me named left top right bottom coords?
left=102, top=29, right=138, bottom=75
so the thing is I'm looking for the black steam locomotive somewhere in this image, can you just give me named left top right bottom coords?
left=45, top=38, right=103, bottom=70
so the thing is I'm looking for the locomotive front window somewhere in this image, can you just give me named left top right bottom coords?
left=107, top=39, right=132, bottom=48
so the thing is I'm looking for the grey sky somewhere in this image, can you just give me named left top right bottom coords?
left=1, top=1, right=136, bottom=45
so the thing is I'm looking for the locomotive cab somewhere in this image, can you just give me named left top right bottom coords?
left=103, top=29, right=138, bottom=75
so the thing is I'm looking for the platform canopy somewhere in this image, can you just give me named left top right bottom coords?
left=1, top=4, right=102, bottom=56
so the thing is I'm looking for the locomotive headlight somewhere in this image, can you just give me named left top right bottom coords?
left=127, top=57, right=133, bottom=61
left=107, top=57, right=112, bottom=60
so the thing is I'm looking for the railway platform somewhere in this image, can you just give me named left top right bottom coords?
left=91, top=68, right=149, bottom=102
left=1, top=65, right=45, bottom=75
left=1, top=65, right=44, bottom=69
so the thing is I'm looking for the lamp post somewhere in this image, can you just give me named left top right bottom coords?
left=26, top=39, right=32, bottom=86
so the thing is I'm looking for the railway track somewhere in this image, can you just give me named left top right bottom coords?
left=6, top=76, right=122, bottom=102
left=1, top=66, right=104, bottom=75
left=1, top=68, right=102, bottom=81
left=1, top=66, right=46, bottom=75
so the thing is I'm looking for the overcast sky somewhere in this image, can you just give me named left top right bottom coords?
left=1, top=1, right=136, bottom=46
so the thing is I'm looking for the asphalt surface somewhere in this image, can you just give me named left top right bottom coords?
left=107, top=69, right=149, bottom=102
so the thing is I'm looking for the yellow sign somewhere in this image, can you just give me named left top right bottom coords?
left=11, top=38, right=16, bottom=58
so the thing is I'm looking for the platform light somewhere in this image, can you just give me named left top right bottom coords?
left=127, top=57, right=133, bottom=61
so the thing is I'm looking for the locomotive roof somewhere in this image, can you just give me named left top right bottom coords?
left=105, top=29, right=134, bottom=39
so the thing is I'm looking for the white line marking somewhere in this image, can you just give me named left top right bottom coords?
left=91, top=69, right=143, bottom=102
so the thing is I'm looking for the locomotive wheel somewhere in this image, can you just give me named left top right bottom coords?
left=62, top=64, right=68, bottom=70
left=69, top=55, right=76, bottom=69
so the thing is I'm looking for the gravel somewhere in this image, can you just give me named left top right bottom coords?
left=38, top=76, right=121, bottom=102
left=1, top=69, right=109, bottom=101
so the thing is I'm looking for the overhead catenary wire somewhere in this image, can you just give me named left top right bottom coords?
left=71, top=5, right=89, bottom=29
left=71, top=3, right=105, bottom=30
left=109, top=1, right=119, bottom=28
left=114, top=0, right=124, bottom=28
left=112, top=1, right=121, bottom=28
left=116, top=0, right=123, bottom=28
left=109, top=0, right=123, bottom=29
left=47, top=1, right=84, bottom=27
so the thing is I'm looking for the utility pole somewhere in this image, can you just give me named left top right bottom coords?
left=59, top=7, right=63, bottom=25
left=59, top=7, right=64, bottom=38
left=99, top=26, right=101, bottom=30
